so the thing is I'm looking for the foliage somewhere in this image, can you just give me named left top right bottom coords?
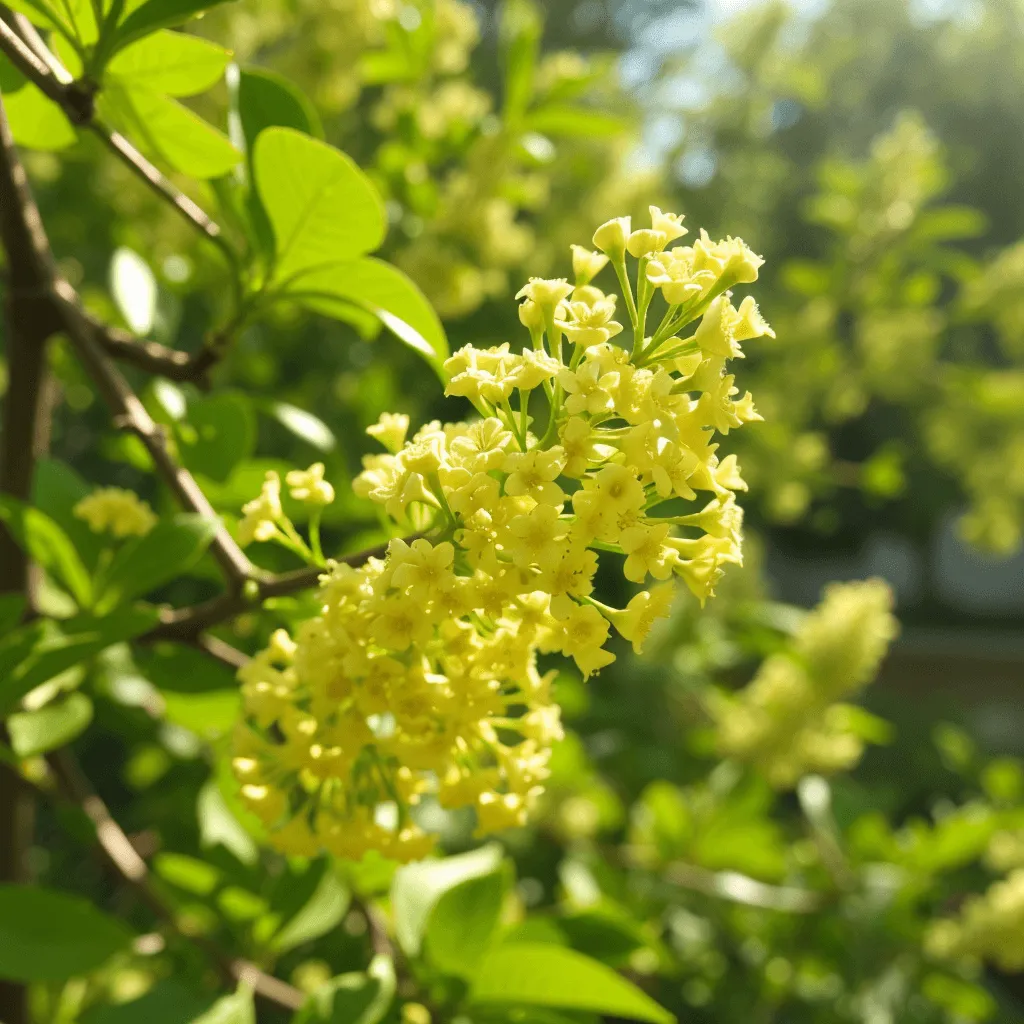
left=0, top=1, right=1021, bottom=1024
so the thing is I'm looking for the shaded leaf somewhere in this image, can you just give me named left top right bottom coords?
left=287, top=258, right=448, bottom=379
left=0, top=495, right=92, bottom=606
left=189, top=987, right=255, bottom=1024
left=235, top=65, right=323, bottom=152
left=294, top=956, right=395, bottom=1024
left=112, top=0, right=240, bottom=53
left=0, top=885, right=132, bottom=981
left=98, top=513, right=219, bottom=608
left=177, top=391, right=256, bottom=482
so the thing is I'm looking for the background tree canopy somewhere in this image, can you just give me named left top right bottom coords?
left=0, top=1, right=1023, bottom=1023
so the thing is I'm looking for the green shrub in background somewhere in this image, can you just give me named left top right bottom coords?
left=0, top=1, right=1022, bottom=1024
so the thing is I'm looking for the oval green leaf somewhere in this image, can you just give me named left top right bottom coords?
left=253, top=127, right=385, bottom=282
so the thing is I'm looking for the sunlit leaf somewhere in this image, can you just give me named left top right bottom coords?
left=264, top=402, right=336, bottom=453
left=110, top=247, right=158, bottom=335
left=8, top=691, right=93, bottom=757
left=471, top=944, right=674, bottom=1024
left=253, top=127, right=385, bottom=282
left=3, top=83, right=77, bottom=151
left=100, top=83, right=242, bottom=179
left=392, top=843, right=503, bottom=956
left=106, top=30, right=233, bottom=97
left=425, top=870, right=505, bottom=978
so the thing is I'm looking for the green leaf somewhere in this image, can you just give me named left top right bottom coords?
left=154, top=852, right=221, bottom=895
left=293, top=956, right=395, bottom=1024
left=0, top=885, right=132, bottom=981
left=0, top=594, right=26, bottom=633
left=392, top=843, right=503, bottom=956
left=3, top=80, right=76, bottom=151
left=265, top=402, right=336, bottom=453
left=198, top=780, right=258, bottom=865
left=80, top=980, right=214, bottom=1024
left=253, top=127, right=385, bottom=283
left=8, top=692, right=93, bottom=757
left=110, top=247, right=158, bottom=335
left=4, top=0, right=94, bottom=44
left=271, top=868, right=349, bottom=953
left=235, top=66, right=323, bottom=153
left=471, top=944, right=674, bottom=1024
left=106, top=30, right=232, bottom=96
left=142, top=643, right=237, bottom=694
left=0, top=495, right=92, bottom=606
left=0, top=608, right=159, bottom=717
left=177, top=391, right=256, bottom=482
left=500, top=0, right=541, bottom=120
left=189, top=987, right=255, bottom=1024
left=112, top=0, right=240, bottom=53
left=285, top=258, right=448, bottom=380
left=100, top=83, right=241, bottom=179
left=161, top=689, right=239, bottom=739
left=98, top=513, right=218, bottom=608
left=525, top=105, right=628, bottom=138
left=425, top=870, right=505, bottom=978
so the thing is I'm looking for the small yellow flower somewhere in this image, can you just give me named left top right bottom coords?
left=286, top=463, right=335, bottom=506
left=570, top=244, right=609, bottom=286
left=237, top=471, right=283, bottom=546
left=367, top=412, right=411, bottom=452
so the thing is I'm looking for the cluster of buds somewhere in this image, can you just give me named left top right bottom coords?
left=234, top=209, right=773, bottom=860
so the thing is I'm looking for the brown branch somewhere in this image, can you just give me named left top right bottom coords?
left=0, top=11, right=231, bottom=261
left=0, top=83, right=63, bottom=1024
left=0, top=95, right=252, bottom=591
left=147, top=541, right=397, bottom=643
left=78, top=307, right=221, bottom=384
left=48, top=751, right=306, bottom=1013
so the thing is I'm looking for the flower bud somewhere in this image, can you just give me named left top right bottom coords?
left=592, top=216, right=631, bottom=258
left=626, top=228, right=667, bottom=258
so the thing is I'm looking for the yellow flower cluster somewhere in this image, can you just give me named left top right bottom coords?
left=74, top=487, right=157, bottom=538
left=927, top=868, right=1024, bottom=972
left=234, top=209, right=771, bottom=860
left=712, top=579, right=899, bottom=788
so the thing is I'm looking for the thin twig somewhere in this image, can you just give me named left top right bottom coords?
left=48, top=751, right=306, bottom=1013
left=147, top=543, right=394, bottom=642
left=0, top=10, right=231, bottom=259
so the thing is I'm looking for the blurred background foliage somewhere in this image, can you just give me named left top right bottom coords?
left=5, top=0, right=1024, bottom=1021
